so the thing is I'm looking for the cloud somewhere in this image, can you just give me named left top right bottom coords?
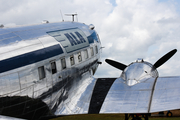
left=95, top=0, right=180, bottom=77
left=0, top=0, right=180, bottom=78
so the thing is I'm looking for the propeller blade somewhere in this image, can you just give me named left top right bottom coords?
left=154, top=49, right=177, bottom=69
left=105, top=59, right=127, bottom=71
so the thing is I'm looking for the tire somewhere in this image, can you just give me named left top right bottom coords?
left=166, top=111, right=173, bottom=117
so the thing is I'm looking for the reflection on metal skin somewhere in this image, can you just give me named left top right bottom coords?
left=100, top=75, right=180, bottom=114
left=150, top=76, right=180, bottom=112
left=55, top=74, right=96, bottom=114
left=100, top=59, right=180, bottom=114
left=0, top=55, right=100, bottom=119
left=0, top=115, right=24, bottom=120
left=121, top=61, right=158, bottom=86
left=0, top=21, right=101, bottom=119
left=100, top=77, right=157, bottom=113
left=100, top=60, right=159, bottom=113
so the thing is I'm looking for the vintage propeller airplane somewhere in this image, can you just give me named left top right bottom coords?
left=0, top=14, right=179, bottom=120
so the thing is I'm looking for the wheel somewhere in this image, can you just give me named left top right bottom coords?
left=166, top=111, right=173, bottom=117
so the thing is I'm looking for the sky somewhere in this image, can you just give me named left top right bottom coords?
left=0, top=0, right=180, bottom=78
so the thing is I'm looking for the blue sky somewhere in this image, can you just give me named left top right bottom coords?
left=110, top=0, right=117, bottom=6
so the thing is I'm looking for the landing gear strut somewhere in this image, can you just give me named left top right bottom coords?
left=125, top=114, right=149, bottom=120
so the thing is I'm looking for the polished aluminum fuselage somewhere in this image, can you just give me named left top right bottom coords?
left=0, top=22, right=101, bottom=119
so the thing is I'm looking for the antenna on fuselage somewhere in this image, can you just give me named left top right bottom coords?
left=60, top=10, right=64, bottom=22
left=76, top=12, right=78, bottom=22
left=65, top=13, right=78, bottom=22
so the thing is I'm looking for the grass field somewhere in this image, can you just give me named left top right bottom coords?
left=51, top=114, right=180, bottom=120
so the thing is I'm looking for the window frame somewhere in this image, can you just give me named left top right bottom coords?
left=51, top=61, right=57, bottom=74
left=61, top=57, right=66, bottom=70
left=38, top=66, right=46, bottom=80
left=90, top=47, right=94, bottom=56
left=78, top=52, right=82, bottom=62
left=95, top=45, right=98, bottom=54
left=84, top=49, right=89, bottom=59
left=70, top=55, right=75, bottom=66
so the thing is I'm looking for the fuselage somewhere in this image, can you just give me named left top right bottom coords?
left=0, top=21, right=101, bottom=119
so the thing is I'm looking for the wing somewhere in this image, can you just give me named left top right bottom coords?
left=150, top=76, right=180, bottom=112
left=99, top=77, right=156, bottom=113
left=89, top=76, right=180, bottom=114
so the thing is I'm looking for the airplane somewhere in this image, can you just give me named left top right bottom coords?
left=0, top=17, right=179, bottom=120
left=0, top=18, right=102, bottom=119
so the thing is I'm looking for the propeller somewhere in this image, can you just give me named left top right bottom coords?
left=105, top=59, right=127, bottom=71
left=153, top=49, right=177, bottom=69
left=105, top=49, right=177, bottom=71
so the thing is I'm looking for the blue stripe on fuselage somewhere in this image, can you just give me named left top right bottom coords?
left=0, top=44, right=63, bottom=73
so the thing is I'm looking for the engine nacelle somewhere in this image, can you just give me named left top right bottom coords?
left=120, top=59, right=158, bottom=86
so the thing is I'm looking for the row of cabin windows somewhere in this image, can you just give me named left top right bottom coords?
left=38, top=46, right=98, bottom=80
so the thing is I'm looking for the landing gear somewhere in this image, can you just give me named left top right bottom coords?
left=125, top=114, right=149, bottom=120
left=166, top=111, right=173, bottom=117
left=158, top=111, right=173, bottom=117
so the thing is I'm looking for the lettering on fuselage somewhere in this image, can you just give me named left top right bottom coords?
left=64, top=32, right=86, bottom=46
left=47, top=28, right=89, bottom=53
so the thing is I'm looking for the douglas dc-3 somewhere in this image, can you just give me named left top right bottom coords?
left=0, top=17, right=179, bottom=120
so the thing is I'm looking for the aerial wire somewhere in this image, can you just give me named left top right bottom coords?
left=60, top=9, right=64, bottom=21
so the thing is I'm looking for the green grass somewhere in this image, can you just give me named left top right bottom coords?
left=51, top=114, right=180, bottom=120
left=150, top=118, right=180, bottom=120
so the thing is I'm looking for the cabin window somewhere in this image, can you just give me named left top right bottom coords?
left=70, top=55, right=75, bottom=66
left=95, top=46, right=98, bottom=54
left=61, top=58, right=66, bottom=69
left=91, top=47, right=94, bottom=56
left=78, top=52, right=82, bottom=62
left=38, top=66, right=46, bottom=80
left=84, top=49, right=88, bottom=59
left=51, top=62, right=57, bottom=74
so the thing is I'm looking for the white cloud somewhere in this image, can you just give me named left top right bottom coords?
left=0, top=0, right=180, bottom=78
left=95, top=0, right=180, bottom=77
